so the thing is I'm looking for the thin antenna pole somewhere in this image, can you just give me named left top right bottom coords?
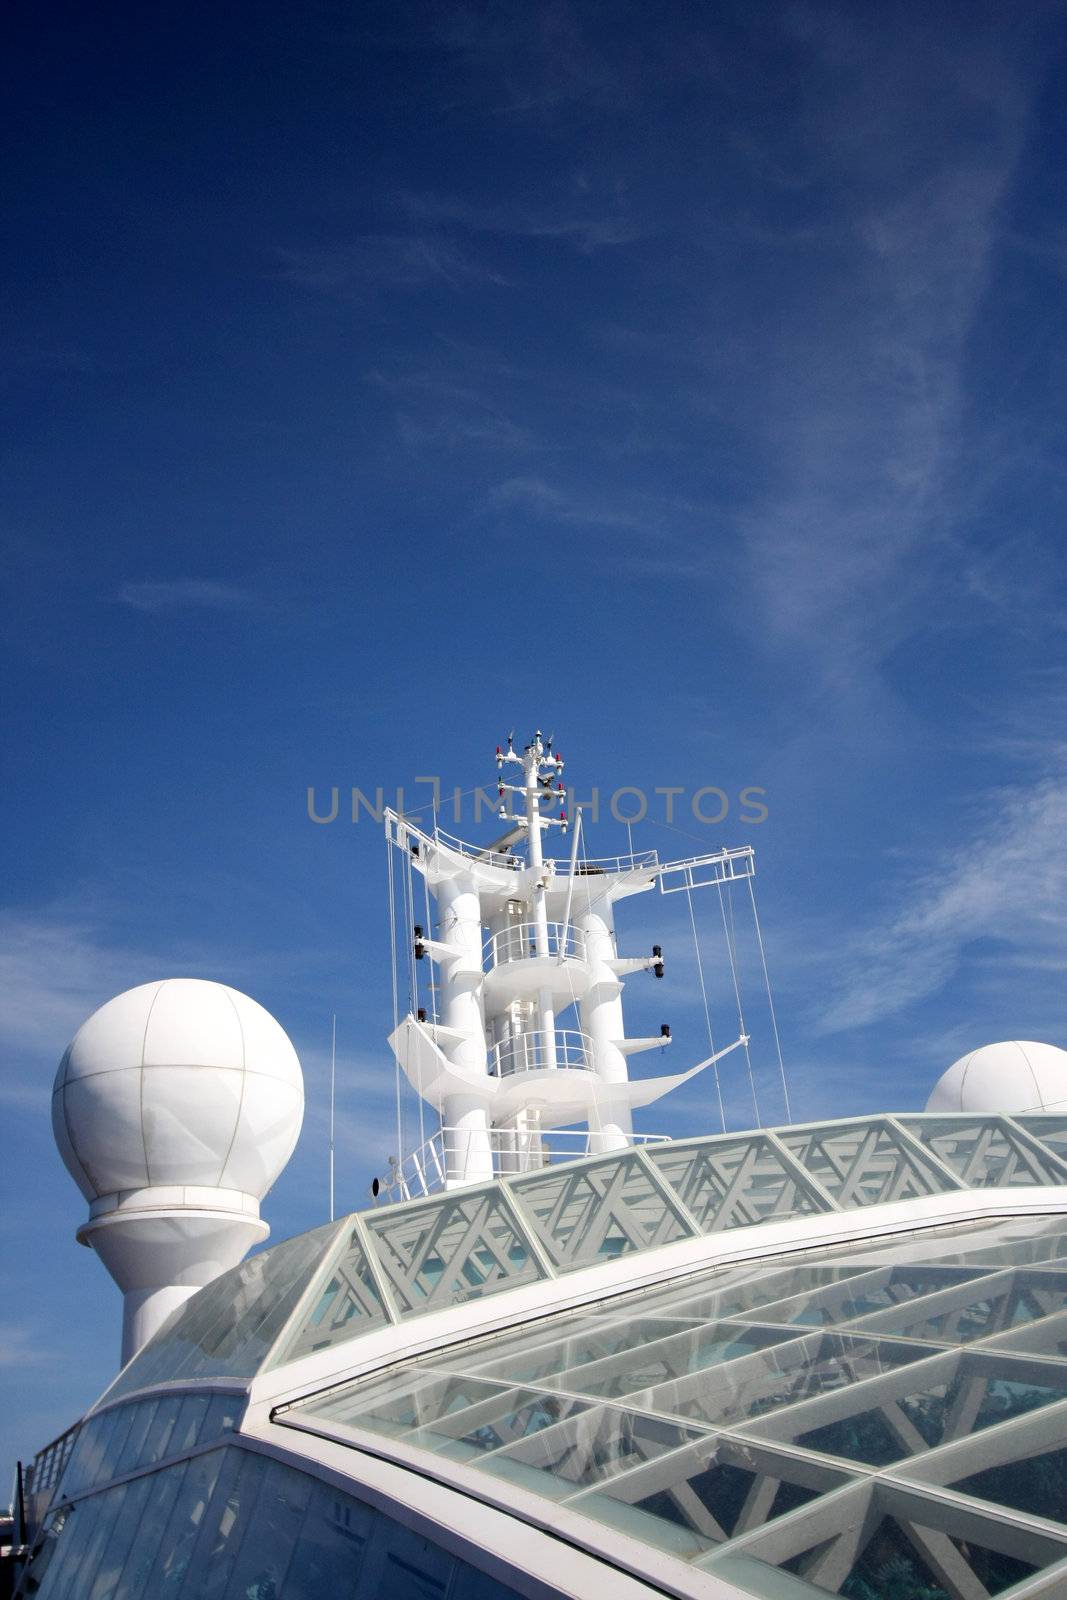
left=329, top=1013, right=336, bottom=1222
left=14, top=1460, right=26, bottom=1549
left=557, top=808, right=583, bottom=961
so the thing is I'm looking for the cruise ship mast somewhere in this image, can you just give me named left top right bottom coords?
left=383, top=729, right=763, bottom=1196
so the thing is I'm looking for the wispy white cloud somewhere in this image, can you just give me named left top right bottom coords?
left=487, top=475, right=645, bottom=530
left=367, top=368, right=536, bottom=453
left=0, top=1320, right=59, bottom=1369
left=400, top=412, right=534, bottom=452
left=296, top=1042, right=400, bottom=1159
left=400, top=191, right=645, bottom=254
left=684, top=12, right=1052, bottom=693
left=274, top=235, right=510, bottom=293
left=819, top=768, right=1067, bottom=1033
left=0, top=906, right=299, bottom=1073
left=433, top=3, right=631, bottom=120
left=118, top=579, right=256, bottom=613
left=0, top=911, right=151, bottom=1063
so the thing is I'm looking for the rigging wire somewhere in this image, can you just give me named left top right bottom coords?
left=411, top=852, right=429, bottom=1153
left=401, top=843, right=415, bottom=1013
left=421, top=862, right=440, bottom=1167
left=686, top=885, right=726, bottom=1133
left=748, top=875, right=791, bottom=1123
left=719, top=881, right=762, bottom=1127
left=386, top=828, right=403, bottom=1166
left=329, top=1013, right=336, bottom=1223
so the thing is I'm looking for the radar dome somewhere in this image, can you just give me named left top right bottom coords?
left=925, top=1040, right=1067, bottom=1116
left=53, top=978, right=305, bottom=1365
left=53, top=978, right=304, bottom=1202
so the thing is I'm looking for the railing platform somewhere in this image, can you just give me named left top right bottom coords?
left=373, top=1125, right=671, bottom=1205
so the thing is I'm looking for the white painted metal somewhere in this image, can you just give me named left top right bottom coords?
left=558, top=803, right=583, bottom=961
left=53, top=978, right=304, bottom=1364
left=435, top=872, right=494, bottom=1187
left=236, top=1417, right=730, bottom=1600
left=375, top=1123, right=673, bottom=1201
left=252, top=1184, right=1067, bottom=1410
left=488, top=1027, right=593, bottom=1076
left=521, top=735, right=560, bottom=1077
left=384, top=731, right=755, bottom=1191
left=577, top=898, right=634, bottom=1153
left=656, top=845, right=755, bottom=895
left=231, top=1184, right=1067, bottom=1600
left=390, top=1014, right=741, bottom=1155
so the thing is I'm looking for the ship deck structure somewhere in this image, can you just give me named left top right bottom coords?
left=13, top=732, right=1067, bottom=1600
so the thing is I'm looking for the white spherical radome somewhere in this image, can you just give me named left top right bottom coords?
left=925, top=1040, right=1067, bottom=1116
left=53, top=978, right=305, bottom=1204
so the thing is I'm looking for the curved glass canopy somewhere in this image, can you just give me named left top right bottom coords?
left=280, top=1212, right=1067, bottom=1597
left=104, top=1112, right=1067, bottom=1405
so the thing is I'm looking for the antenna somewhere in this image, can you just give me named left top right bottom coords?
left=329, top=1013, right=337, bottom=1222
left=381, top=726, right=761, bottom=1196
left=557, top=806, right=583, bottom=962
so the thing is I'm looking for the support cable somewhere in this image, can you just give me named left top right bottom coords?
left=386, top=831, right=403, bottom=1165
left=719, top=882, right=761, bottom=1127
left=748, top=875, right=791, bottom=1123
left=329, top=1013, right=336, bottom=1223
left=404, top=847, right=425, bottom=1152
left=416, top=861, right=435, bottom=1152
left=686, top=886, right=726, bottom=1133
left=422, top=860, right=439, bottom=1137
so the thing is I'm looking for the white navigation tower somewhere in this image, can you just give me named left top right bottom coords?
left=385, top=729, right=758, bottom=1192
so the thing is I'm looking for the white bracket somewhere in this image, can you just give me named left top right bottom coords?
left=656, top=846, right=755, bottom=895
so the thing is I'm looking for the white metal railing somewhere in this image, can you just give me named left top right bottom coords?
left=385, top=810, right=524, bottom=871
left=656, top=844, right=754, bottom=895
left=22, top=1420, right=80, bottom=1541
left=546, top=848, right=660, bottom=875
left=372, top=1124, right=672, bottom=1203
left=483, top=921, right=587, bottom=970
left=432, top=824, right=524, bottom=869
left=387, top=808, right=661, bottom=877
left=488, top=1028, right=593, bottom=1077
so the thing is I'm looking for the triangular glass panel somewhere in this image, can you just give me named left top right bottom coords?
left=103, top=1220, right=343, bottom=1400
left=508, top=1149, right=692, bottom=1272
left=364, top=1188, right=544, bottom=1315
left=647, top=1135, right=829, bottom=1232
left=275, top=1227, right=389, bottom=1363
left=780, top=1120, right=950, bottom=1207
left=1010, top=1115, right=1067, bottom=1175
left=898, top=1116, right=1067, bottom=1189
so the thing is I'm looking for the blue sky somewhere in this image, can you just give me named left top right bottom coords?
left=5, top=0, right=1067, bottom=1477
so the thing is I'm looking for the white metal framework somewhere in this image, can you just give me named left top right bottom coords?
left=383, top=730, right=765, bottom=1192
left=21, top=1111, right=1067, bottom=1600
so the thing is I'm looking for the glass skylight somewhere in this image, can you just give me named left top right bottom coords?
left=104, top=1220, right=344, bottom=1401
left=102, top=1112, right=1067, bottom=1403
left=279, top=1214, right=1067, bottom=1597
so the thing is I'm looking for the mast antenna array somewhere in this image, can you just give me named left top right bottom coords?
left=378, top=727, right=784, bottom=1197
